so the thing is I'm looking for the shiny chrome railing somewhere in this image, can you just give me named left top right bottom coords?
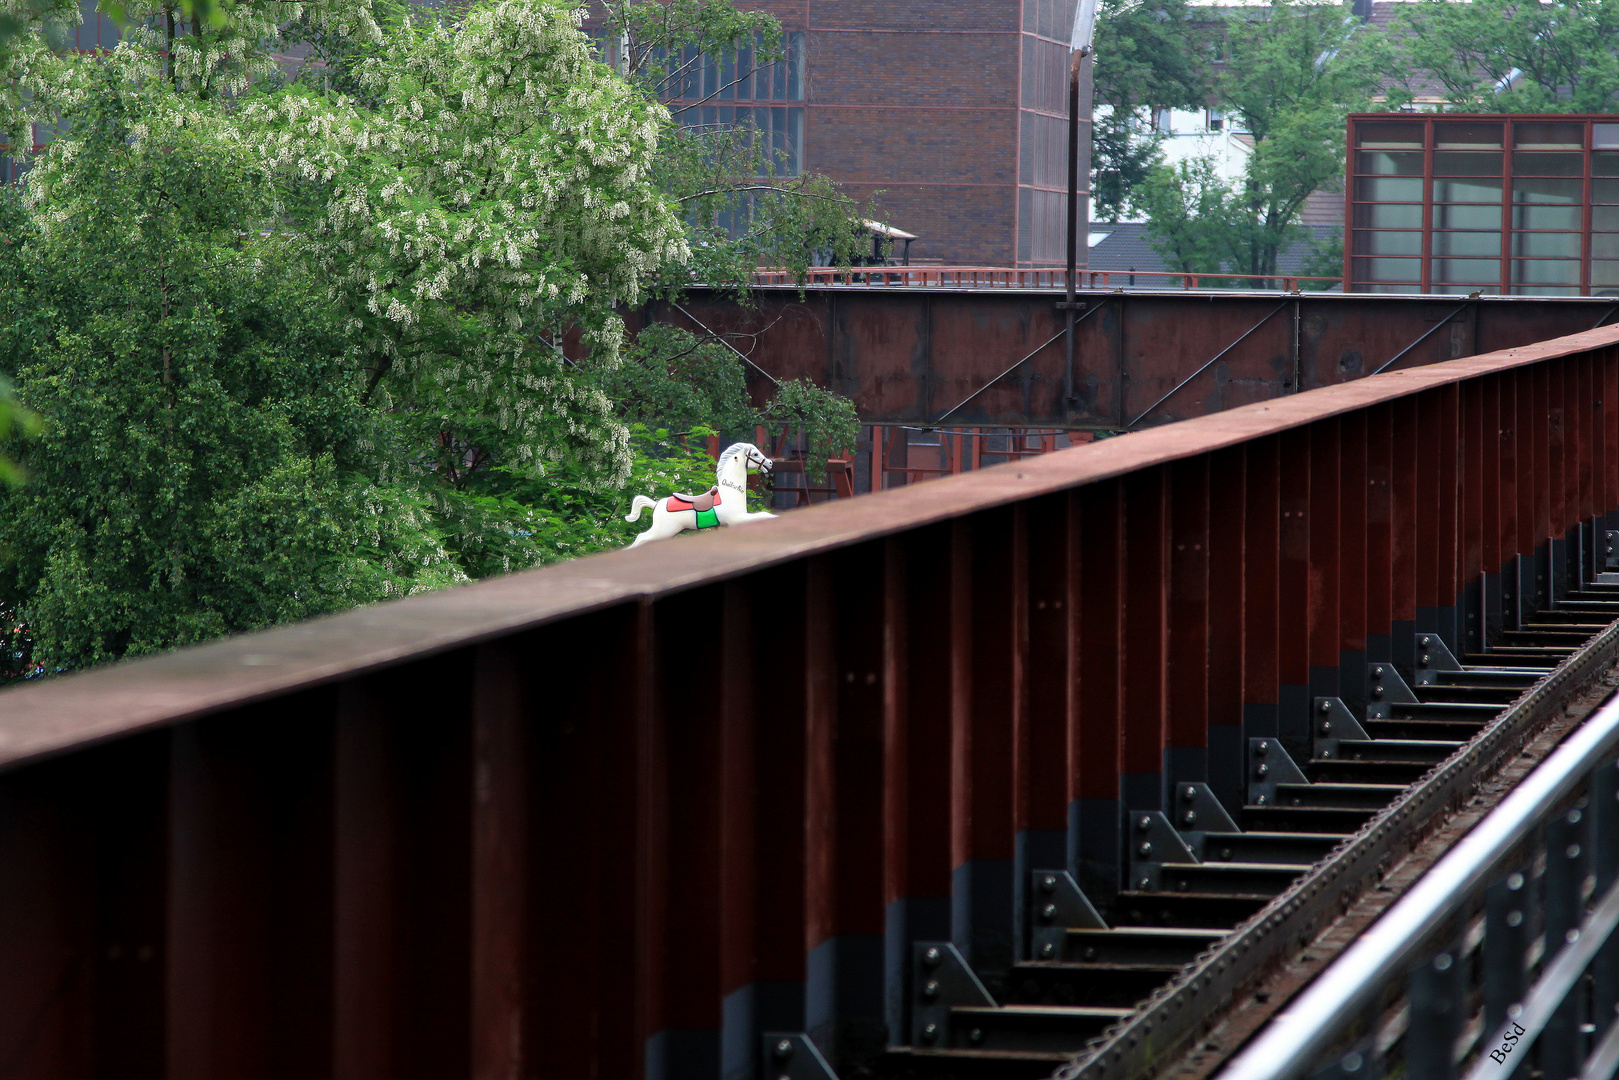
left=1218, top=678, right=1619, bottom=1080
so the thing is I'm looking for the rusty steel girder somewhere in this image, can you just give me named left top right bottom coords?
left=651, top=287, right=1619, bottom=429
left=0, top=325, right=1618, bottom=1080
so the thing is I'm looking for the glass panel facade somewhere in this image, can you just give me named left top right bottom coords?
left=1434, top=122, right=1502, bottom=148
left=1432, top=151, right=1501, bottom=175
left=1352, top=257, right=1420, bottom=282
left=1432, top=232, right=1501, bottom=257
left=1353, top=231, right=1421, bottom=256
left=1356, top=177, right=1422, bottom=202
left=1347, top=115, right=1612, bottom=293
left=1512, top=152, right=1583, bottom=176
left=1354, top=203, right=1423, bottom=229
left=1511, top=258, right=1581, bottom=284
left=1433, top=258, right=1502, bottom=283
left=1357, top=151, right=1423, bottom=175
left=1513, top=122, right=1583, bottom=149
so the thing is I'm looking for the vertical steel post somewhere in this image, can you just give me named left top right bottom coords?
left=1073, top=481, right=1127, bottom=908
left=1406, top=949, right=1461, bottom=1080
left=1064, top=50, right=1081, bottom=407
left=885, top=531, right=954, bottom=1045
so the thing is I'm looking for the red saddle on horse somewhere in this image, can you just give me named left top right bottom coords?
left=667, top=487, right=722, bottom=514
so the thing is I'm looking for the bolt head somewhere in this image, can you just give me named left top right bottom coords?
left=1322, top=749, right=1332, bottom=759
left=921, top=979, right=940, bottom=1001
left=1041, top=903, right=1058, bottom=920
left=1183, top=786, right=1197, bottom=802
left=1320, top=700, right=1331, bottom=713
left=1420, top=635, right=1430, bottom=647
left=1138, top=815, right=1152, bottom=832
left=1373, top=666, right=1384, bottom=676
left=1138, top=877, right=1152, bottom=889
left=774, top=1038, right=794, bottom=1060
left=1138, top=842, right=1153, bottom=857
left=1040, top=942, right=1057, bottom=959
left=1256, top=741, right=1269, bottom=756
left=1040, top=874, right=1058, bottom=893
left=923, top=946, right=942, bottom=968
left=1257, top=763, right=1269, bottom=778
left=1256, top=795, right=1268, bottom=806
left=969, top=1027, right=985, bottom=1044
left=1372, top=685, right=1383, bottom=697
left=1419, top=653, right=1430, bottom=665
left=1321, top=721, right=1332, bottom=733
left=1182, top=810, right=1197, bottom=826
left=921, top=1023, right=939, bottom=1042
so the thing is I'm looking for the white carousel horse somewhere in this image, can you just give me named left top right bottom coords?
left=624, top=442, right=776, bottom=548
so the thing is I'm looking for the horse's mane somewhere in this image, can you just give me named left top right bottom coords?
left=716, top=442, right=756, bottom=478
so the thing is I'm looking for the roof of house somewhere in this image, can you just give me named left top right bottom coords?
left=1086, top=222, right=1342, bottom=283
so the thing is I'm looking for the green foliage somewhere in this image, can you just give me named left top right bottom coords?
left=1135, top=156, right=1244, bottom=276
left=0, top=74, right=466, bottom=675
left=600, top=0, right=877, bottom=289
left=1138, top=0, right=1389, bottom=283
left=595, top=323, right=858, bottom=480
left=0, top=0, right=867, bottom=682
left=0, top=376, right=41, bottom=486
left=1393, top=0, right=1619, bottom=112
left=763, top=377, right=859, bottom=476
left=1090, top=0, right=1213, bottom=220
left=597, top=322, right=760, bottom=436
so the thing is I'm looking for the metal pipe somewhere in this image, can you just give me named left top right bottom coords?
left=1064, top=49, right=1081, bottom=408
left=1215, top=690, right=1619, bottom=1080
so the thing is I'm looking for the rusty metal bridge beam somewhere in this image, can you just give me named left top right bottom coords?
left=648, top=288, right=1619, bottom=430
left=3, top=327, right=1619, bottom=1079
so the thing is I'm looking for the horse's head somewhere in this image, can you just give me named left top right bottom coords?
left=720, top=442, right=773, bottom=480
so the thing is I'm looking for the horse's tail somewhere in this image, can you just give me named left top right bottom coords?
left=625, top=494, right=657, bottom=522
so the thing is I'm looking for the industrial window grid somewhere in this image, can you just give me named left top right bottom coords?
left=591, top=29, right=806, bottom=178
left=1345, top=113, right=1619, bottom=297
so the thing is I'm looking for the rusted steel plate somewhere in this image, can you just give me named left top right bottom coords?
left=2, top=323, right=1616, bottom=773
left=649, top=289, right=1618, bottom=428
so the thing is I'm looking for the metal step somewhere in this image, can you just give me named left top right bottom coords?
left=1363, top=717, right=1483, bottom=741
left=1307, top=759, right=1434, bottom=785
left=1423, top=667, right=1542, bottom=686
left=1193, top=831, right=1348, bottom=865
left=1109, top=892, right=1269, bottom=929
left=1063, top=926, right=1225, bottom=965
left=943, top=1004, right=1134, bottom=1053
left=1150, top=861, right=1311, bottom=897
left=1238, top=805, right=1380, bottom=833
left=1412, top=683, right=1523, bottom=704
left=1329, top=738, right=1463, bottom=763
left=1006, top=961, right=1183, bottom=1007
left=1267, top=781, right=1404, bottom=809
left=1386, top=701, right=1502, bottom=721
left=886, top=1046, right=1074, bottom=1078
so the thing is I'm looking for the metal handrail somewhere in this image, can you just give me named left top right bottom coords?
left=1217, top=683, right=1619, bottom=1080
left=747, top=266, right=1345, bottom=291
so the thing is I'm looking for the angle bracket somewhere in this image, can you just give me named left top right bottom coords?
left=1126, top=809, right=1199, bottom=892
left=760, top=1033, right=840, bottom=1080
left=1411, top=631, right=1464, bottom=686
left=1248, top=737, right=1310, bottom=808
left=1365, top=660, right=1420, bottom=719
left=911, top=941, right=996, bottom=1049
left=1029, top=869, right=1106, bottom=960
left=1313, top=696, right=1372, bottom=761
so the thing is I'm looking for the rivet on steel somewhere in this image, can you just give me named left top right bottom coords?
left=923, top=946, right=942, bottom=968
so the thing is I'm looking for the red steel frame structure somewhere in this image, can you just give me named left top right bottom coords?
left=1345, top=113, right=1619, bottom=296
left=1, top=326, right=1618, bottom=1080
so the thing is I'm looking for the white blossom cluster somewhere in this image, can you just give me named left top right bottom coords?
left=237, top=0, right=690, bottom=483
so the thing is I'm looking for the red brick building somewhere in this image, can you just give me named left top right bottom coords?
left=637, top=0, right=1091, bottom=268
